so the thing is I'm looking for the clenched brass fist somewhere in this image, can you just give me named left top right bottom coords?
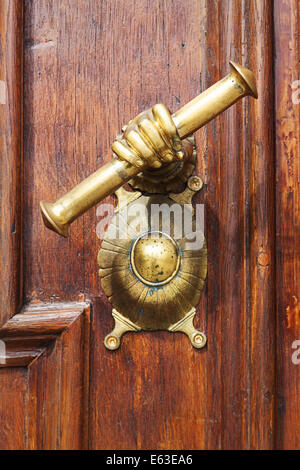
left=112, top=104, right=185, bottom=169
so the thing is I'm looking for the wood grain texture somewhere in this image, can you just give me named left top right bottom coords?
left=0, top=368, right=27, bottom=449
left=245, top=0, right=276, bottom=449
left=0, top=302, right=90, bottom=449
left=274, top=0, right=300, bottom=450
left=0, top=0, right=23, bottom=327
left=201, top=0, right=247, bottom=449
left=198, top=0, right=275, bottom=449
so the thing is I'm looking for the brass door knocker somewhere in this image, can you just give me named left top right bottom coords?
left=40, top=61, right=258, bottom=350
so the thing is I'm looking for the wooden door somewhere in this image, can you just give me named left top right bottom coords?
left=0, top=0, right=299, bottom=450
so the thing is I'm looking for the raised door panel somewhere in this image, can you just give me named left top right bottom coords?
left=0, top=302, right=90, bottom=450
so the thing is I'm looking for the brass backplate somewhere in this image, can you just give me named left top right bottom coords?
left=98, top=171, right=207, bottom=350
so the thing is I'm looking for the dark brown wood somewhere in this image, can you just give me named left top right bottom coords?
left=203, top=0, right=248, bottom=449
left=0, top=302, right=90, bottom=449
left=274, top=0, right=300, bottom=450
left=0, top=0, right=23, bottom=327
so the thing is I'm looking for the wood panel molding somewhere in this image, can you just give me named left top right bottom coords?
left=0, top=302, right=91, bottom=449
left=0, top=301, right=90, bottom=367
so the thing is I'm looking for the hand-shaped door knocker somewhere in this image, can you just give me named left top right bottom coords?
left=41, top=62, right=258, bottom=350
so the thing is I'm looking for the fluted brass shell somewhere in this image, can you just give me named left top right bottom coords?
left=98, top=194, right=207, bottom=331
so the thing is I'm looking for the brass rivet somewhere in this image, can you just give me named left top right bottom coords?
left=192, top=333, right=206, bottom=348
left=194, top=334, right=202, bottom=343
left=188, top=176, right=203, bottom=192
left=107, top=336, right=117, bottom=348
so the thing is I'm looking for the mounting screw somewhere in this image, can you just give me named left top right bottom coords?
left=187, top=176, right=203, bottom=192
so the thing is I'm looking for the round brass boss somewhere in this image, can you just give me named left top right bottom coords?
left=130, top=231, right=180, bottom=286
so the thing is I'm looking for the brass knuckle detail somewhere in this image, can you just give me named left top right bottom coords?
left=40, top=61, right=258, bottom=238
left=129, top=135, right=197, bottom=194
left=112, top=104, right=184, bottom=169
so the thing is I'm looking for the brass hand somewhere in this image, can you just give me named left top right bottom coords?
left=112, top=104, right=184, bottom=169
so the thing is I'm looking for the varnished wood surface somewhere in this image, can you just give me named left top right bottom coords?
left=0, top=0, right=298, bottom=450
left=89, top=0, right=275, bottom=450
left=0, top=0, right=23, bottom=327
left=0, top=301, right=90, bottom=367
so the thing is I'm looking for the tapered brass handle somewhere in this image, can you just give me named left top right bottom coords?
left=40, top=61, right=257, bottom=237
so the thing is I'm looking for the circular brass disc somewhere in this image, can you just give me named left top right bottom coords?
left=130, top=231, right=180, bottom=286
left=129, top=136, right=197, bottom=194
